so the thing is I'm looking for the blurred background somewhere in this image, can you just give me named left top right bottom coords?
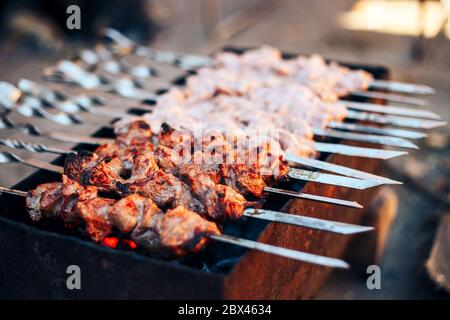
left=0, top=0, right=448, bottom=299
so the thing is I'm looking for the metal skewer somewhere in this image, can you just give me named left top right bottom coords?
left=0, top=185, right=350, bottom=268
left=314, top=142, right=408, bottom=159
left=369, top=80, right=434, bottom=95
left=244, top=208, right=372, bottom=234
left=0, top=82, right=82, bottom=126
left=346, top=110, right=447, bottom=130
left=0, top=151, right=64, bottom=173
left=312, top=128, right=418, bottom=149
left=350, top=91, right=428, bottom=106
left=284, top=154, right=402, bottom=185
left=341, top=100, right=441, bottom=120
left=327, top=122, right=427, bottom=140
left=208, top=234, right=349, bottom=268
left=263, top=187, right=362, bottom=208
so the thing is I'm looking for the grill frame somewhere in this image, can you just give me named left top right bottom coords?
left=0, top=49, right=389, bottom=299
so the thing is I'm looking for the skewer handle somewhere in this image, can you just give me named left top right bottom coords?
left=0, top=186, right=27, bottom=197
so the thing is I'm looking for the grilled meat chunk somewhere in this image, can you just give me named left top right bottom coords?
left=75, top=197, right=115, bottom=242
left=64, top=150, right=99, bottom=183
left=94, top=143, right=120, bottom=159
left=159, top=206, right=220, bottom=255
left=60, top=175, right=98, bottom=227
left=221, top=163, right=266, bottom=198
left=117, top=169, right=202, bottom=212
left=26, top=182, right=62, bottom=221
left=116, top=120, right=153, bottom=146
left=203, top=184, right=248, bottom=220
left=64, top=151, right=125, bottom=193
left=86, top=156, right=126, bottom=192
left=154, top=145, right=178, bottom=174
left=128, top=148, right=159, bottom=182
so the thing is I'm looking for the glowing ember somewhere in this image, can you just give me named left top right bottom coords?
left=123, top=239, right=138, bottom=249
left=102, top=237, right=119, bottom=248
left=101, top=237, right=138, bottom=249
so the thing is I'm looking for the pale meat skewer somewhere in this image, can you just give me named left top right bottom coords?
left=100, top=27, right=434, bottom=96
left=9, top=80, right=432, bottom=147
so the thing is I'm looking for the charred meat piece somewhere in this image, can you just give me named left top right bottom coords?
left=128, top=147, right=159, bottom=182
left=203, top=184, right=248, bottom=220
left=120, top=141, right=155, bottom=170
left=158, top=123, right=193, bottom=154
left=154, top=145, right=178, bottom=174
left=221, top=163, right=266, bottom=198
left=64, top=150, right=100, bottom=183
left=94, top=143, right=121, bottom=159
left=64, top=151, right=125, bottom=193
left=109, top=194, right=165, bottom=253
left=60, top=175, right=98, bottom=227
left=248, top=143, right=289, bottom=185
left=118, top=169, right=203, bottom=212
left=115, top=120, right=153, bottom=146
left=26, top=182, right=62, bottom=221
left=75, top=197, right=116, bottom=242
left=109, top=194, right=162, bottom=234
left=159, top=206, right=220, bottom=255
left=178, top=162, right=221, bottom=195
left=85, top=156, right=126, bottom=193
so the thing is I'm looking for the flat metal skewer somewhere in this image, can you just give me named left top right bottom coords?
left=263, top=187, right=362, bottom=208
left=313, top=128, right=418, bottom=149
left=369, top=80, right=435, bottom=95
left=0, top=185, right=350, bottom=268
left=209, top=234, right=349, bottom=268
left=346, top=110, right=447, bottom=130
left=18, top=79, right=126, bottom=119
left=0, top=151, right=64, bottom=173
left=284, top=153, right=402, bottom=185
left=315, top=142, right=408, bottom=159
left=244, top=208, right=372, bottom=234
left=350, top=91, right=429, bottom=106
left=341, top=100, right=441, bottom=119
left=0, top=82, right=82, bottom=126
left=327, top=122, right=427, bottom=140
left=287, top=168, right=380, bottom=189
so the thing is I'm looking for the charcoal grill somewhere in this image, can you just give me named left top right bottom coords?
left=0, top=49, right=389, bottom=299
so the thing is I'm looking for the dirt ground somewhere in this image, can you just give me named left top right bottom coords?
left=0, top=0, right=448, bottom=299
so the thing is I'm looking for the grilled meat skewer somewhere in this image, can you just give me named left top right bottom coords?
left=0, top=184, right=351, bottom=268
left=26, top=175, right=220, bottom=256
